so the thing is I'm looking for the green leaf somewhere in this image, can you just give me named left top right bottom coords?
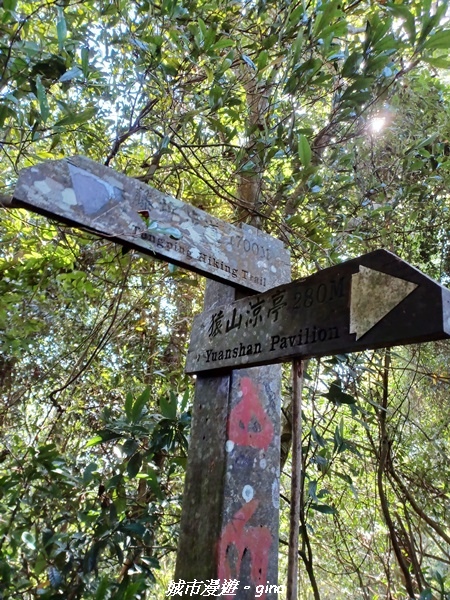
left=127, top=452, right=142, bottom=478
left=423, top=29, right=450, bottom=50
left=341, top=441, right=362, bottom=458
left=386, top=4, right=415, bottom=43
left=131, top=386, right=151, bottom=422
left=336, top=472, right=352, bottom=485
left=197, top=17, right=207, bottom=38
left=49, top=133, right=61, bottom=151
left=342, top=52, right=362, bottom=77
left=121, top=522, right=146, bottom=537
left=56, top=8, right=67, bottom=52
left=86, top=435, right=103, bottom=447
left=4, top=0, right=18, bottom=10
left=21, top=531, right=36, bottom=550
left=308, top=480, right=319, bottom=501
left=81, top=46, right=90, bottom=77
left=240, top=160, right=257, bottom=172
left=95, top=578, right=110, bottom=600
left=291, top=31, right=304, bottom=64
left=288, top=5, right=304, bottom=26
left=0, top=560, right=11, bottom=586
left=42, top=528, right=55, bottom=550
left=310, top=503, right=337, bottom=515
left=84, top=541, right=105, bottom=574
left=311, top=426, right=326, bottom=447
left=363, top=54, right=392, bottom=76
left=298, top=134, right=312, bottom=167
left=180, top=388, right=190, bottom=413
left=48, top=566, right=63, bottom=588
left=423, top=55, right=450, bottom=68
left=59, top=66, right=84, bottom=82
left=323, top=379, right=356, bottom=405
left=123, top=438, right=139, bottom=457
left=106, top=474, right=123, bottom=490
left=160, top=391, right=177, bottom=420
left=125, top=392, right=133, bottom=420
left=86, top=430, right=122, bottom=447
left=417, top=13, right=439, bottom=47
left=242, top=54, right=256, bottom=70
left=341, top=91, right=371, bottom=108
left=422, top=0, right=432, bottom=15
left=313, top=0, right=341, bottom=37
left=320, top=21, right=348, bottom=41
left=256, top=50, right=269, bottom=70
left=0, top=104, right=16, bottom=127
left=405, top=132, right=439, bottom=154
left=334, top=424, right=343, bottom=450
left=344, top=77, right=374, bottom=92
left=211, top=38, right=234, bottom=50
left=53, top=107, right=97, bottom=128
left=35, top=75, right=49, bottom=123
left=83, top=462, right=98, bottom=484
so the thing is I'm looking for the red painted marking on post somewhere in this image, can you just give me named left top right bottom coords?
left=218, top=499, right=272, bottom=599
left=228, top=377, right=274, bottom=450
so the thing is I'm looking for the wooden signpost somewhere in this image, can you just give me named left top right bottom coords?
left=186, top=249, right=450, bottom=374
left=12, top=156, right=290, bottom=292
left=11, top=157, right=290, bottom=600
left=11, top=157, right=450, bottom=599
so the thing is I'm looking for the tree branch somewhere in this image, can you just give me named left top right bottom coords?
left=104, top=98, right=159, bottom=166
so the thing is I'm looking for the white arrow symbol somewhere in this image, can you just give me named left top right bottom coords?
left=350, top=266, right=418, bottom=340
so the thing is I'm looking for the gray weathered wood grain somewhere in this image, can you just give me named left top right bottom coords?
left=13, top=156, right=290, bottom=292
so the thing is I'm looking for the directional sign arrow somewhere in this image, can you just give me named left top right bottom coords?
left=350, top=266, right=418, bottom=340
left=12, top=156, right=290, bottom=292
left=186, top=249, right=450, bottom=373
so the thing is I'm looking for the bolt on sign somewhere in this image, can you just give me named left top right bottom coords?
left=12, top=156, right=290, bottom=292
left=186, top=249, right=450, bottom=373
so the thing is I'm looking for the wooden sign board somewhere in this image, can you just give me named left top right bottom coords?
left=12, top=156, right=290, bottom=292
left=186, top=250, right=450, bottom=373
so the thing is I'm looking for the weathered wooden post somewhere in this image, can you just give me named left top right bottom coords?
left=175, top=237, right=290, bottom=598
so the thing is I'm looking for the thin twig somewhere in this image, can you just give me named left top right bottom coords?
left=287, top=359, right=305, bottom=600
left=104, top=98, right=159, bottom=166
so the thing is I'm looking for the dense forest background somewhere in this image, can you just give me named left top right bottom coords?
left=2, top=0, right=450, bottom=598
